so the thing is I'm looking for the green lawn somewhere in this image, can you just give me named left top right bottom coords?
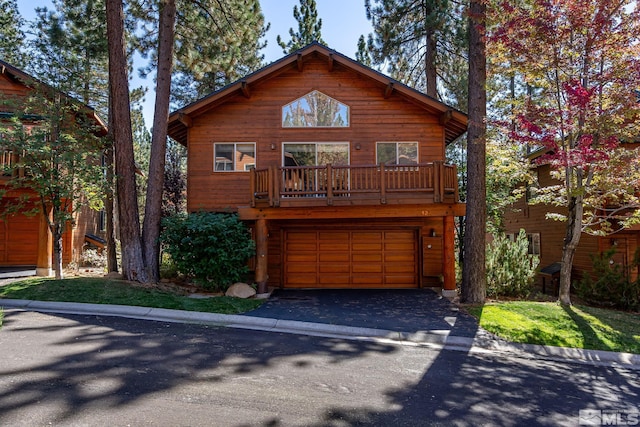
left=466, top=301, right=640, bottom=354
left=0, top=277, right=263, bottom=314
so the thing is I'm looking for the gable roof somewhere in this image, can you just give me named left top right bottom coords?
left=168, top=42, right=467, bottom=146
left=0, top=58, right=107, bottom=134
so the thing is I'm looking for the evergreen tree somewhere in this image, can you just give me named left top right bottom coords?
left=31, top=0, right=109, bottom=117
left=365, top=0, right=467, bottom=106
left=171, top=0, right=268, bottom=104
left=355, top=35, right=372, bottom=67
left=0, top=0, right=27, bottom=67
left=277, top=0, right=326, bottom=54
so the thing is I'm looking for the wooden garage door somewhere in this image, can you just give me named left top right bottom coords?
left=284, top=229, right=418, bottom=288
left=0, top=210, right=39, bottom=266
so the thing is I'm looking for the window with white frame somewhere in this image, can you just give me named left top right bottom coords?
left=214, top=143, right=255, bottom=172
left=376, top=142, right=418, bottom=165
left=507, top=232, right=541, bottom=255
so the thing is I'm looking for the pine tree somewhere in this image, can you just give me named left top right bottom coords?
left=365, top=0, right=467, bottom=106
left=277, top=0, right=326, bottom=54
left=0, top=0, right=27, bottom=67
left=461, top=0, right=487, bottom=304
left=106, top=0, right=148, bottom=283
left=31, top=0, right=109, bottom=116
left=170, top=0, right=269, bottom=104
left=355, top=35, right=372, bottom=67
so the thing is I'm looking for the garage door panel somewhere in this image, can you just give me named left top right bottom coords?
left=319, top=252, right=350, bottom=262
left=319, top=275, right=351, bottom=285
left=286, top=242, right=317, bottom=251
left=352, top=275, right=384, bottom=285
left=384, top=252, right=415, bottom=263
left=319, top=263, right=350, bottom=273
left=352, top=263, right=383, bottom=273
left=286, top=263, right=318, bottom=273
left=386, top=263, right=417, bottom=273
left=353, top=242, right=382, bottom=251
left=319, top=232, right=350, bottom=240
left=352, top=253, right=382, bottom=263
left=318, top=242, right=349, bottom=251
left=287, top=254, right=317, bottom=263
left=385, top=241, right=416, bottom=251
left=353, top=231, right=383, bottom=240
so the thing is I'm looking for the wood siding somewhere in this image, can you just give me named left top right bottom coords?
left=186, top=57, right=446, bottom=212
left=503, top=163, right=639, bottom=282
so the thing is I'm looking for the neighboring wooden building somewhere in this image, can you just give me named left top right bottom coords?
left=504, top=148, right=640, bottom=286
left=168, top=43, right=467, bottom=295
left=0, top=59, right=107, bottom=275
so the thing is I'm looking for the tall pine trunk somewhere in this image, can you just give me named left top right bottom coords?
left=105, top=146, right=118, bottom=273
left=461, top=0, right=486, bottom=303
left=142, top=0, right=176, bottom=283
left=106, top=0, right=148, bottom=283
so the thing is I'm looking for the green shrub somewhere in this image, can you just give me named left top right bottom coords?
left=159, top=212, right=255, bottom=290
left=486, top=230, right=539, bottom=298
left=577, top=248, right=639, bottom=311
left=159, top=252, right=179, bottom=279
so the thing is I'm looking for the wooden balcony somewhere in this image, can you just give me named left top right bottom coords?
left=250, top=162, right=460, bottom=208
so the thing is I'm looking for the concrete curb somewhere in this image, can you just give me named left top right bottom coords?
left=1, top=299, right=638, bottom=370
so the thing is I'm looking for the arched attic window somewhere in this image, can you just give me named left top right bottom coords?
left=282, top=90, right=349, bottom=127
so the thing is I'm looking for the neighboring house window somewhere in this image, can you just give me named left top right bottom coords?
left=214, top=143, right=255, bottom=172
left=376, top=142, right=419, bottom=165
left=528, top=233, right=541, bottom=255
left=98, top=209, right=106, bottom=232
left=506, top=232, right=541, bottom=255
left=282, top=142, right=349, bottom=166
left=282, top=91, right=349, bottom=127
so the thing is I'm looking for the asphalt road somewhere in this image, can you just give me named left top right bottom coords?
left=1, top=309, right=638, bottom=426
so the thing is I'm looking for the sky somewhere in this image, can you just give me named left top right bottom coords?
left=17, top=0, right=374, bottom=125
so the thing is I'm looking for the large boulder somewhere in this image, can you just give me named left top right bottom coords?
left=225, top=282, right=256, bottom=299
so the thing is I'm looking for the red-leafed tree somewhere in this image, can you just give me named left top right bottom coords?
left=490, top=0, right=640, bottom=304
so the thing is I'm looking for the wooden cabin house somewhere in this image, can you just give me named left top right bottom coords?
left=0, top=59, right=107, bottom=276
left=503, top=147, right=640, bottom=287
left=167, top=43, right=467, bottom=295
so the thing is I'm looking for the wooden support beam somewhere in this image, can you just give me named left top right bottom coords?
left=327, top=54, right=334, bottom=72
left=238, top=203, right=465, bottom=221
left=442, top=215, right=456, bottom=294
left=439, top=109, right=453, bottom=126
left=255, top=218, right=269, bottom=294
left=178, top=113, right=193, bottom=128
left=241, top=80, right=250, bottom=99
left=296, top=54, right=303, bottom=72
left=384, top=82, right=394, bottom=99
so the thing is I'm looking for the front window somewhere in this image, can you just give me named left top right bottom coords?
left=282, top=91, right=349, bottom=127
left=214, top=143, right=255, bottom=172
left=282, top=142, right=349, bottom=166
left=376, top=142, right=418, bottom=165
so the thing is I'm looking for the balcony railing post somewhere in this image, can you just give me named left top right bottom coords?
left=326, top=164, right=333, bottom=205
left=433, top=161, right=442, bottom=203
left=379, top=162, right=386, bottom=204
left=249, top=167, right=256, bottom=207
